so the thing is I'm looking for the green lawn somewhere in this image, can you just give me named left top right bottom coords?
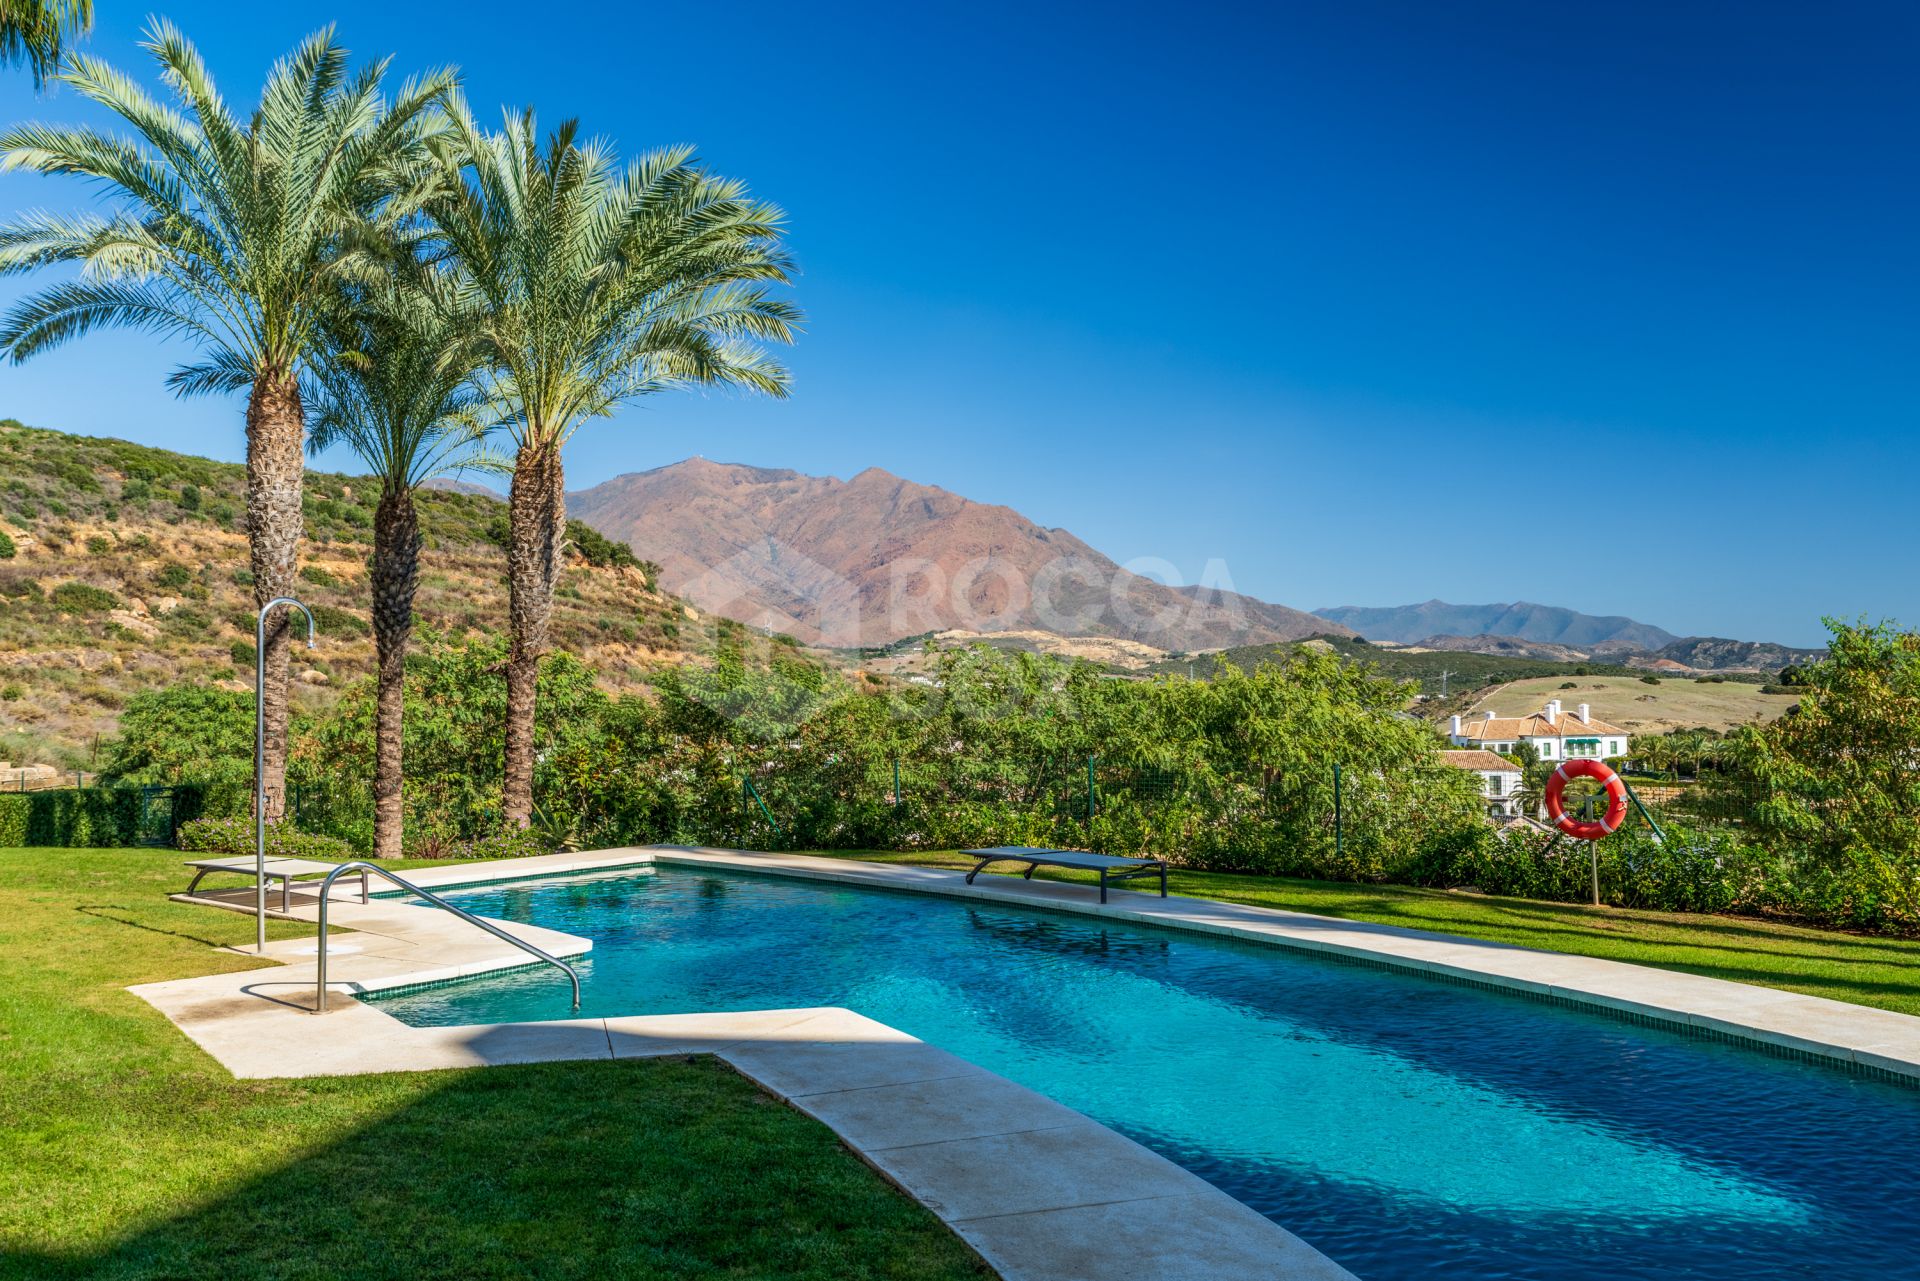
left=0, top=847, right=988, bottom=1281
left=823, top=850, right=1920, bottom=1017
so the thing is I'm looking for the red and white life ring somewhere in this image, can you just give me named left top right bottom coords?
left=1545, top=757, right=1629, bottom=841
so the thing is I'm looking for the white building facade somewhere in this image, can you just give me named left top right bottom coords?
left=1439, top=750, right=1526, bottom=817
left=1447, top=699, right=1628, bottom=763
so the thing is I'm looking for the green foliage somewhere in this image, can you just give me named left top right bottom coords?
left=566, top=520, right=641, bottom=570
left=153, top=562, right=193, bottom=590
left=99, top=684, right=255, bottom=805
left=84, top=534, right=112, bottom=556
left=0, top=683, right=22, bottom=701
left=1641, top=674, right=1661, bottom=684
left=298, top=564, right=338, bottom=588
left=175, top=815, right=353, bottom=861
left=0, top=787, right=142, bottom=848
left=229, top=640, right=256, bottom=667
left=306, top=604, right=370, bottom=638
left=1160, top=634, right=1639, bottom=694
left=1736, top=619, right=1920, bottom=929
left=176, top=484, right=200, bottom=512
left=0, top=528, right=14, bottom=559
left=49, top=581, right=119, bottom=612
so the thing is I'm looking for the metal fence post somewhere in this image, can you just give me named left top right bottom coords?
left=1334, top=762, right=1343, bottom=861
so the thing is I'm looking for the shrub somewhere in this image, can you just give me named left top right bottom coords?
left=177, top=484, right=201, bottom=511
left=230, top=640, right=256, bottom=667
left=299, top=564, right=338, bottom=588
left=565, top=519, right=640, bottom=570
left=154, top=562, right=194, bottom=590
left=49, top=582, right=121, bottom=613
left=1, top=683, right=22, bottom=701
left=0, top=794, right=25, bottom=846
left=3, top=787, right=143, bottom=848
left=307, top=604, right=370, bottom=638
left=0, top=528, right=14, bottom=559
left=410, top=827, right=555, bottom=861
left=1640, top=674, right=1661, bottom=684
left=176, top=816, right=354, bottom=861
left=85, top=535, right=112, bottom=556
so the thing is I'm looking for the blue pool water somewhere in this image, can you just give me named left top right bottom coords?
left=374, top=867, right=1920, bottom=1280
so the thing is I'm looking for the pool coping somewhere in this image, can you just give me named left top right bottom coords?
left=138, top=849, right=1358, bottom=1281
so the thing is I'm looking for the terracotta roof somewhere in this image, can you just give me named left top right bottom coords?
left=1459, top=709, right=1627, bottom=739
left=1440, top=750, right=1522, bottom=773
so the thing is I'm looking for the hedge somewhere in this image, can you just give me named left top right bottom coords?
left=0, top=783, right=209, bottom=849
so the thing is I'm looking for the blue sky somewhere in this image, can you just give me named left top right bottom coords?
left=2, top=1, right=1914, bottom=647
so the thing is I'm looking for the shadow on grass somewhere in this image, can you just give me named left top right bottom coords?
left=4, top=1052, right=986, bottom=1281
left=75, top=904, right=240, bottom=952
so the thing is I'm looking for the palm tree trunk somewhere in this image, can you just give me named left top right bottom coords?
left=503, top=435, right=564, bottom=828
left=370, top=486, right=421, bottom=860
left=245, top=372, right=305, bottom=821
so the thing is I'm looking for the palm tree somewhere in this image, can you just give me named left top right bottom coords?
left=429, top=101, right=799, bottom=827
left=0, top=0, right=91, bottom=88
left=0, top=22, right=454, bottom=818
left=306, top=267, right=500, bottom=859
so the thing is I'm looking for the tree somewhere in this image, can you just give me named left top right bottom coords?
left=305, top=267, right=499, bottom=859
left=1738, top=619, right=1920, bottom=927
left=429, top=100, right=799, bottom=826
left=0, top=23, right=455, bottom=817
left=0, top=0, right=90, bottom=88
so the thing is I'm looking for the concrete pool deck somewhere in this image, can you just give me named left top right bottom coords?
left=139, top=843, right=1920, bottom=1279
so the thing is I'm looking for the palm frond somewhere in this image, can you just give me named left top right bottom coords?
left=0, top=22, right=459, bottom=392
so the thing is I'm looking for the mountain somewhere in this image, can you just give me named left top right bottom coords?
left=1314, top=600, right=1678, bottom=651
left=1640, top=637, right=1826, bottom=673
left=1405, top=633, right=1593, bottom=663
left=421, top=477, right=504, bottom=501
left=569, top=459, right=1341, bottom=650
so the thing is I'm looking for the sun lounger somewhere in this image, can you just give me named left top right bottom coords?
left=181, top=856, right=368, bottom=912
left=961, top=846, right=1168, bottom=903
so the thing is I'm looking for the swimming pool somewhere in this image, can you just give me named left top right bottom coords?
left=374, top=866, right=1920, bottom=1280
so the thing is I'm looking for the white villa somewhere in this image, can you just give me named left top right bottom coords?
left=1439, top=749, right=1526, bottom=817
left=1447, top=699, right=1629, bottom=763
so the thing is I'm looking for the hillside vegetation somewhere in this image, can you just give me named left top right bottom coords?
left=0, top=422, right=739, bottom=768
left=1151, top=635, right=1642, bottom=693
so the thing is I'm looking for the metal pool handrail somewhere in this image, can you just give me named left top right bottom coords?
left=311, top=861, right=581, bottom=1014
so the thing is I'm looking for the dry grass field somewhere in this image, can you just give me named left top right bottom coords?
left=1469, top=673, right=1797, bottom=734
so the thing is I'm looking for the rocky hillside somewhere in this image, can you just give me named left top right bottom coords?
left=569, top=458, right=1341, bottom=650
left=1314, top=600, right=1679, bottom=651
left=1639, top=636, right=1826, bottom=673
left=0, top=422, right=744, bottom=769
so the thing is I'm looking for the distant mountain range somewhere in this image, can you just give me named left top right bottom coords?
left=568, top=460, right=1342, bottom=650
left=1315, top=600, right=1678, bottom=651
left=1314, top=600, right=1823, bottom=672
